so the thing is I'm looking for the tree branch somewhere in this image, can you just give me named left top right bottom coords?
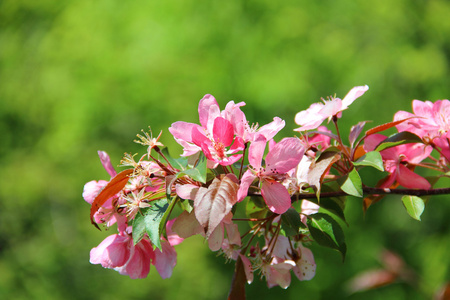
left=248, top=187, right=450, bottom=201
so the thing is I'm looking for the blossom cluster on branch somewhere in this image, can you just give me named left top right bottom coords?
left=82, top=86, right=450, bottom=297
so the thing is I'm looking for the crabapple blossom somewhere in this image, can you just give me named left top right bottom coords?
left=294, top=85, right=369, bottom=131
left=238, top=135, right=305, bottom=214
left=364, top=134, right=432, bottom=189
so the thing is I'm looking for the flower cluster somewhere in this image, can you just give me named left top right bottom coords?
left=83, top=87, right=450, bottom=294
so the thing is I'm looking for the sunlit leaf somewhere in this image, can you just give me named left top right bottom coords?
left=132, top=198, right=169, bottom=250
left=90, top=169, right=133, bottom=229
left=183, top=152, right=207, bottom=183
left=401, top=195, right=425, bottom=221
left=353, top=151, right=384, bottom=171
left=340, top=168, right=363, bottom=198
left=160, top=147, right=188, bottom=170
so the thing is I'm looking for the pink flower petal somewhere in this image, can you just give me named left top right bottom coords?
left=341, top=85, right=369, bottom=108
left=265, top=137, right=304, bottom=174
left=198, top=94, right=220, bottom=130
left=153, top=239, right=177, bottom=279
left=261, top=180, right=292, bottom=214
left=98, top=151, right=117, bottom=177
left=213, top=117, right=234, bottom=147
left=397, top=164, right=431, bottom=189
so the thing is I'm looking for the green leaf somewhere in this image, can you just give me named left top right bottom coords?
left=353, top=151, right=384, bottom=171
left=180, top=152, right=207, bottom=183
left=160, top=147, right=187, bottom=170
left=281, top=208, right=305, bottom=236
left=307, top=213, right=347, bottom=260
left=245, top=197, right=268, bottom=220
left=401, top=195, right=425, bottom=221
left=132, top=198, right=169, bottom=250
left=374, top=132, right=423, bottom=152
left=339, top=168, right=363, bottom=198
left=306, top=196, right=347, bottom=224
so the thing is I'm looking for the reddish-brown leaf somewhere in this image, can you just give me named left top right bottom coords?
left=194, top=174, right=239, bottom=237
left=365, top=117, right=415, bottom=136
left=90, top=168, right=133, bottom=229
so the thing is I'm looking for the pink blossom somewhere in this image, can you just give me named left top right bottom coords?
left=153, top=238, right=177, bottom=279
left=90, top=233, right=155, bottom=279
left=82, top=151, right=127, bottom=231
left=238, top=135, right=305, bottom=214
left=294, top=85, right=369, bottom=132
left=261, top=235, right=316, bottom=288
left=169, top=94, right=245, bottom=166
left=394, top=99, right=450, bottom=139
left=222, top=100, right=286, bottom=143
left=364, top=134, right=431, bottom=189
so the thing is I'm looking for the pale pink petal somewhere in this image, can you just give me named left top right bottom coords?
left=257, top=117, right=286, bottom=141
left=399, top=143, right=432, bottom=164
left=293, top=245, right=316, bottom=281
left=319, top=98, right=343, bottom=117
left=89, top=234, right=130, bottom=268
left=396, top=164, right=431, bottom=189
left=412, top=99, right=434, bottom=119
left=83, top=180, right=108, bottom=204
left=248, top=134, right=266, bottom=169
left=300, top=200, right=320, bottom=225
left=265, top=262, right=293, bottom=289
left=173, top=137, right=201, bottom=157
left=153, top=238, right=177, bottom=279
left=265, top=137, right=305, bottom=174
left=118, top=239, right=153, bottom=279
left=261, top=180, right=292, bottom=214
left=166, top=219, right=184, bottom=246
left=237, top=170, right=256, bottom=202
left=169, top=121, right=201, bottom=143
left=98, top=151, right=117, bottom=177
left=341, top=85, right=369, bottom=108
left=294, top=103, right=325, bottom=131
left=198, top=94, right=220, bottom=130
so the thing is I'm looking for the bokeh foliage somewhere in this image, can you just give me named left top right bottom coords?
left=1, top=0, right=450, bottom=299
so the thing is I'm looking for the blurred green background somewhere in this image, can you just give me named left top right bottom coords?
left=1, top=0, right=450, bottom=299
